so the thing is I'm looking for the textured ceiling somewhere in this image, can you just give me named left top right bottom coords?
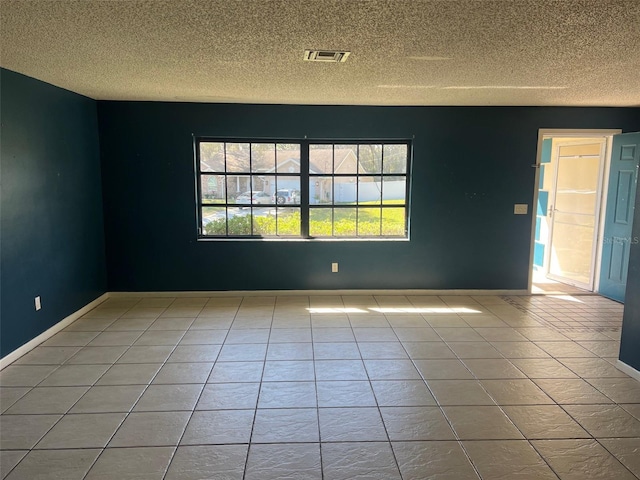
left=1, top=0, right=640, bottom=106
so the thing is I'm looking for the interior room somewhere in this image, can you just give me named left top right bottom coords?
left=1, top=1, right=640, bottom=479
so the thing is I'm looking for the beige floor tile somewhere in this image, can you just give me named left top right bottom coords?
left=5, top=449, right=101, bottom=480
left=443, top=406, right=523, bottom=440
left=621, top=404, right=640, bottom=420
left=0, top=365, right=59, bottom=386
left=380, top=406, right=456, bottom=440
left=317, top=381, right=376, bottom=407
left=533, top=439, right=637, bottom=480
left=165, top=445, right=248, bottom=480
left=559, top=357, right=629, bottom=378
left=464, top=440, right=558, bottom=479
left=0, top=388, right=29, bottom=413
left=322, top=442, right=401, bottom=480
left=585, top=378, right=640, bottom=403
left=196, top=382, right=259, bottom=410
left=371, top=380, right=436, bottom=406
left=96, top=364, right=162, bottom=385
left=358, top=342, right=408, bottom=359
left=503, top=405, right=589, bottom=439
left=401, top=342, right=456, bottom=359
left=14, top=346, right=81, bottom=365
left=133, top=384, right=204, bottom=411
left=491, top=342, right=551, bottom=359
left=216, top=344, right=266, bottom=362
left=392, top=441, right=479, bottom=480
left=563, top=404, right=640, bottom=438
left=599, top=438, right=640, bottom=477
left=109, top=411, right=191, bottom=447
left=181, top=410, right=255, bottom=445
left=0, top=414, right=62, bottom=449
left=428, top=380, right=496, bottom=406
left=35, top=413, right=126, bottom=449
left=364, top=359, right=422, bottom=380
left=481, top=379, right=554, bottom=405
left=413, top=359, right=474, bottom=380
left=70, top=385, right=146, bottom=413
left=447, top=342, right=503, bottom=359
left=462, top=359, right=526, bottom=379
left=266, top=343, right=313, bottom=360
left=535, top=341, right=596, bottom=358
left=86, top=446, right=175, bottom=480
left=258, top=381, right=317, bottom=408
left=0, top=450, right=28, bottom=479
left=533, top=378, right=613, bottom=404
left=152, top=363, right=213, bottom=384
left=245, top=444, right=321, bottom=480
left=4, top=386, right=89, bottom=414
left=251, top=408, right=319, bottom=443
left=319, top=407, right=387, bottom=441
left=510, top=358, right=578, bottom=378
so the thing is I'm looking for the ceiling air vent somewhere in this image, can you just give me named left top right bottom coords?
left=303, top=49, right=351, bottom=63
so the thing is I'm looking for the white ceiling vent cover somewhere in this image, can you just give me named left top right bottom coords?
left=304, top=49, right=351, bottom=63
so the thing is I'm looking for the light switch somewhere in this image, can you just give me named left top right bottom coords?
left=514, top=204, right=528, bottom=215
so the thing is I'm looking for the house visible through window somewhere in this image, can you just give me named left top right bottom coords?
left=196, top=139, right=410, bottom=239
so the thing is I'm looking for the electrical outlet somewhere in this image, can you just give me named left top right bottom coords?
left=35, top=296, right=41, bottom=311
left=514, top=204, right=528, bottom=215
left=331, top=262, right=339, bottom=273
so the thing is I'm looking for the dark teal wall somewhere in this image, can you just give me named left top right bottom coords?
left=620, top=172, right=640, bottom=371
left=1, top=69, right=107, bottom=357
left=97, top=102, right=640, bottom=292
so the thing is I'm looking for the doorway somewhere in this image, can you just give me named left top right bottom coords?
left=530, top=130, right=621, bottom=294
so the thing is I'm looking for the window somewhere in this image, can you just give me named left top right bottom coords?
left=196, top=139, right=410, bottom=239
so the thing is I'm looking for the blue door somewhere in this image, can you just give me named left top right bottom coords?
left=599, top=132, right=640, bottom=302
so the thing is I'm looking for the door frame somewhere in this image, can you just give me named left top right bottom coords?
left=528, top=129, right=622, bottom=294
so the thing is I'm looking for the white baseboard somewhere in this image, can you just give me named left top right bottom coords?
left=0, top=293, right=109, bottom=370
left=616, top=360, right=640, bottom=382
left=108, top=289, right=529, bottom=297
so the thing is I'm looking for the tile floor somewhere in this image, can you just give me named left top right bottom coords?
left=1, top=294, right=639, bottom=479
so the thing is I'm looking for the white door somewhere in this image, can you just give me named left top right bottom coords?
left=547, top=140, right=606, bottom=289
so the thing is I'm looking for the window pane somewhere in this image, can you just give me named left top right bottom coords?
left=202, top=206, right=226, bottom=235
left=277, top=144, right=300, bottom=173
left=382, top=207, right=406, bottom=235
left=358, top=208, right=381, bottom=236
left=383, top=144, right=407, bottom=174
left=310, top=144, right=333, bottom=173
left=201, top=175, right=223, bottom=204
left=200, top=142, right=225, bottom=172
left=249, top=177, right=270, bottom=201
left=226, top=143, right=250, bottom=172
left=358, top=176, right=382, bottom=204
left=227, top=209, right=251, bottom=235
left=228, top=176, right=251, bottom=203
left=253, top=208, right=276, bottom=236
left=310, top=177, right=333, bottom=205
left=309, top=208, right=332, bottom=236
left=335, top=177, right=357, bottom=204
left=251, top=143, right=275, bottom=172
left=277, top=208, right=300, bottom=235
left=274, top=176, right=300, bottom=205
left=334, top=208, right=357, bottom=236
left=358, top=144, right=382, bottom=174
left=335, top=145, right=358, bottom=173
left=382, top=176, right=406, bottom=203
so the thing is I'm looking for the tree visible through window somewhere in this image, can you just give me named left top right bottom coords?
left=196, top=139, right=410, bottom=238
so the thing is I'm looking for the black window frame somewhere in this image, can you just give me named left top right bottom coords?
left=195, top=137, right=412, bottom=240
